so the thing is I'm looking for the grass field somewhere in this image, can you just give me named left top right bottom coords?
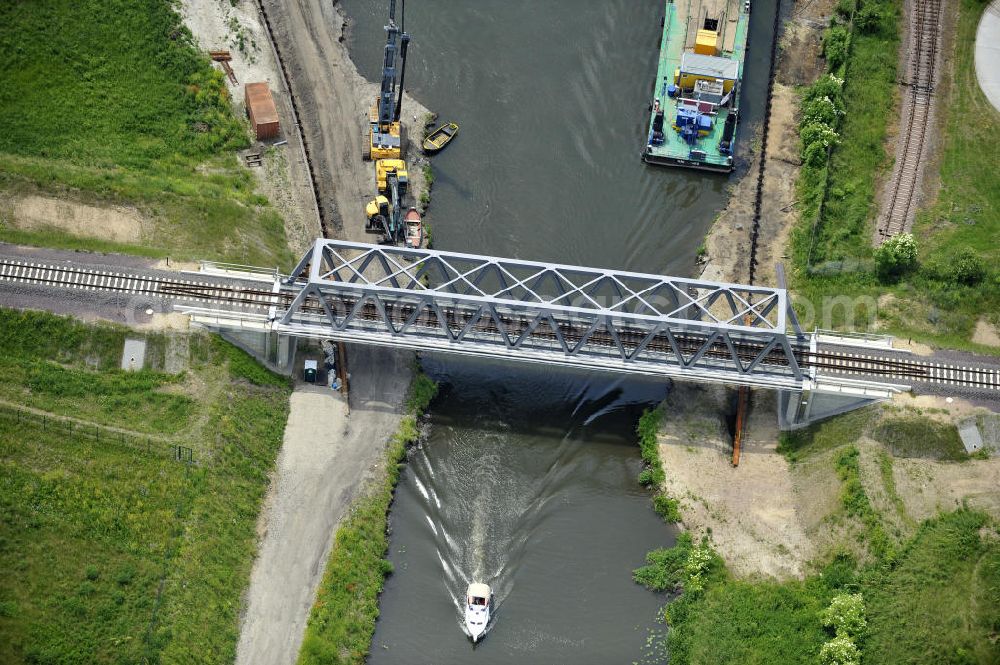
left=0, top=309, right=291, bottom=663
left=0, top=0, right=292, bottom=267
left=790, top=0, right=1000, bottom=351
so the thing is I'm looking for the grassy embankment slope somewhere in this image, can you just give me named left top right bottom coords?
left=634, top=407, right=1000, bottom=664
left=0, top=309, right=291, bottom=663
left=297, top=373, right=438, bottom=665
left=790, top=0, right=999, bottom=351
left=0, top=0, right=291, bottom=266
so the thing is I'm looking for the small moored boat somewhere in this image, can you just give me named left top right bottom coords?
left=422, top=122, right=459, bottom=153
left=403, top=207, right=423, bottom=248
left=464, top=582, right=491, bottom=643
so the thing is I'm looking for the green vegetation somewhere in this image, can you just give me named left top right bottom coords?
left=638, top=402, right=1000, bottom=664
left=877, top=450, right=913, bottom=527
left=0, top=309, right=194, bottom=434
left=0, top=309, right=291, bottom=663
left=872, top=415, right=967, bottom=460
left=835, top=446, right=894, bottom=560
left=778, top=405, right=966, bottom=463
left=794, top=0, right=900, bottom=267
left=637, top=408, right=665, bottom=486
left=635, top=407, right=682, bottom=524
left=0, top=0, right=291, bottom=266
left=790, top=0, right=1000, bottom=351
left=298, top=371, right=438, bottom=665
left=637, top=509, right=1000, bottom=664
left=865, top=510, right=1000, bottom=664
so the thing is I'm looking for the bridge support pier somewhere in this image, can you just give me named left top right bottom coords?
left=214, top=329, right=297, bottom=375
left=777, top=388, right=888, bottom=430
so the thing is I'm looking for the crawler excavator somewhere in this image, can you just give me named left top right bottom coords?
left=364, top=0, right=410, bottom=161
left=365, top=159, right=409, bottom=244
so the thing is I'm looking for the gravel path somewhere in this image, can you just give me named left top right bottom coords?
left=235, top=345, right=412, bottom=665
left=976, top=1, right=1000, bottom=113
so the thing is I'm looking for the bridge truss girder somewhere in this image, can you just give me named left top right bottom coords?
left=275, top=241, right=806, bottom=389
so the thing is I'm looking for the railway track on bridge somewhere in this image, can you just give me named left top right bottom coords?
left=3, top=258, right=998, bottom=393
left=876, top=0, right=943, bottom=241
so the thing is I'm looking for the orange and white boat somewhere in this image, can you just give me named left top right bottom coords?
left=403, top=207, right=424, bottom=248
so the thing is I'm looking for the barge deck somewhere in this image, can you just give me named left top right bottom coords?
left=642, top=0, right=749, bottom=173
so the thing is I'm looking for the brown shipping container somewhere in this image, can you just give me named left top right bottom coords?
left=245, top=82, right=280, bottom=140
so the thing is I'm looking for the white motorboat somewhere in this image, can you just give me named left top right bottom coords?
left=464, top=582, right=491, bottom=642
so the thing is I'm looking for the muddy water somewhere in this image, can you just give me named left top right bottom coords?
left=340, top=0, right=777, bottom=660
left=369, top=361, right=672, bottom=663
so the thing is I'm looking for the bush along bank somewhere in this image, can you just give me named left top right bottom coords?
left=296, top=371, right=438, bottom=665
left=636, top=407, right=681, bottom=524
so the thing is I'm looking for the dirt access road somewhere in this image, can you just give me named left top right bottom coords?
left=260, top=0, right=431, bottom=239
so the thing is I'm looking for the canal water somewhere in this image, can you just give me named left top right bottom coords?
left=340, top=0, right=777, bottom=661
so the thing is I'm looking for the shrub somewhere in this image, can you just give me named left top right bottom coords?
left=821, top=593, right=867, bottom=637
left=804, top=141, right=831, bottom=167
left=653, top=493, right=682, bottom=523
left=835, top=0, right=856, bottom=19
left=802, top=122, right=840, bottom=151
left=824, top=26, right=851, bottom=69
left=683, top=545, right=714, bottom=593
left=875, top=233, right=917, bottom=278
left=802, top=96, right=842, bottom=127
left=633, top=532, right=696, bottom=591
left=854, top=4, right=884, bottom=34
left=950, top=248, right=987, bottom=285
left=803, top=75, right=845, bottom=108
left=819, top=634, right=861, bottom=665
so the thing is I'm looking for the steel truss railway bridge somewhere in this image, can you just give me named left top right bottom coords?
left=2, top=240, right=998, bottom=428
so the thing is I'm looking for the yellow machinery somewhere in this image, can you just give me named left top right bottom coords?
left=366, top=159, right=409, bottom=243
left=375, top=159, right=408, bottom=193
left=365, top=194, right=391, bottom=229
left=365, top=0, right=410, bottom=161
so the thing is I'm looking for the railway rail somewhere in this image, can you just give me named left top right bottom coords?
left=876, top=0, right=943, bottom=241
left=2, top=258, right=998, bottom=393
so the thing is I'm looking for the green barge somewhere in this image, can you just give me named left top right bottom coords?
left=642, top=0, right=750, bottom=173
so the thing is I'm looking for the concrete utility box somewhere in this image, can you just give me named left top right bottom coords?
left=303, top=359, right=318, bottom=383
left=245, top=82, right=280, bottom=140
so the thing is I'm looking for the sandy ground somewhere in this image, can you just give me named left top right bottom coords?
left=658, top=384, right=816, bottom=578
left=260, top=0, right=431, bottom=239
left=973, top=318, right=1000, bottom=347
left=892, top=454, right=1000, bottom=521
left=6, top=195, right=147, bottom=244
left=236, top=346, right=412, bottom=665
left=698, top=82, right=801, bottom=285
